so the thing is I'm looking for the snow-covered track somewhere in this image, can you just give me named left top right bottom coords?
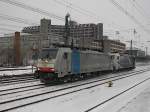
left=0, top=68, right=150, bottom=112
left=0, top=68, right=146, bottom=97
left=0, top=73, right=34, bottom=81
left=0, top=68, right=33, bottom=71
left=0, top=79, right=39, bottom=87
left=85, top=76, right=150, bottom=112
left=0, top=83, right=44, bottom=96
left=0, top=74, right=37, bottom=86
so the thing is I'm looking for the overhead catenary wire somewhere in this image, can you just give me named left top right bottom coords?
left=0, top=0, right=64, bottom=21
left=1, top=0, right=148, bottom=37
left=108, top=0, right=150, bottom=34
left=54, top=0, right=127, bottom=31
left=1, top=0, right=123, bottom=31
left=55, top=0, right=137, bottom=38
left=0, top=27, right=17, bottom=32
left=53, top=0, right=93, bottom=19
left=0, top=13, right=38, bottom=25
left=0, top=25, right=25, bottom=35
left=0, top=23, right=23, bottom=28
left=62, top=0, right=135, bottom=30
left=53, top=0, right=102, bottom=22
left=129, top=0, right=150, bottom=23
left=0, top=0, right=126, bottom=32
left=62, top=0, right=98, bottom=17
left=133, top=0, right=150, bottom=19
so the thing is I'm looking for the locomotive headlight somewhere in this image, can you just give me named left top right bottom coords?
left=51, top=68, right=55, bottom=72
left=37, top=67, right=40, bottom=70
left=45, top=60, right=48, bottom=63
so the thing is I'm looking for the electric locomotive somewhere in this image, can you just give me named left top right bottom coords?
left=34, top=47, right=135, bottom=83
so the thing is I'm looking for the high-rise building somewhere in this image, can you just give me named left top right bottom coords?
left=0, top=18, right=126, bottom=66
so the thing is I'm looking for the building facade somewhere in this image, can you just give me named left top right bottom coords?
left=0, top=18, right=126, bottom=66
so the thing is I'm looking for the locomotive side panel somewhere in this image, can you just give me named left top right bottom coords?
left=119, top=55, right=135, bottom=69
left=80, top=51, right=112, bottom=73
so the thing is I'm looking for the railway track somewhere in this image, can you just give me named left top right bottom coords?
left=0, top=68, right=150, bottom=112
left=0, top=67, right=36, bottom=85
left=1, top=75, right=34, bottom=83
left=0, top=79, right=40, bottom=88
left=0, top=66, right=146, bottom=94
left=0, top=73, right=37, bottom=86
left=0, top=65, right=147, bottom=86
left=0, top=68, right=34, bottom=71
left=85, top=75, right=150, bottom=112
left=0, top=68, right=145, bottom=96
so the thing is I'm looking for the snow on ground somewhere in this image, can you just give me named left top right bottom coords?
left=0, top=66, right=36, bottom=76
left=90, top=75, right=150, bottom=112
left=8, top=70, right=150, bottom=112
left=0, top=80, right=41, bottom=91
left=0, top=69, right=35, bottom=76
left=0, top=66, right=34, bottom=70
left=118, top=85, right=150, bottom=112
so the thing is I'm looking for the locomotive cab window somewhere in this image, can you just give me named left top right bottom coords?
left=40, top=48, right=58, bottom=60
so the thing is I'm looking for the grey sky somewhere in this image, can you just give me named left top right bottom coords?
left=0, top=0, right=150, bottom=51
